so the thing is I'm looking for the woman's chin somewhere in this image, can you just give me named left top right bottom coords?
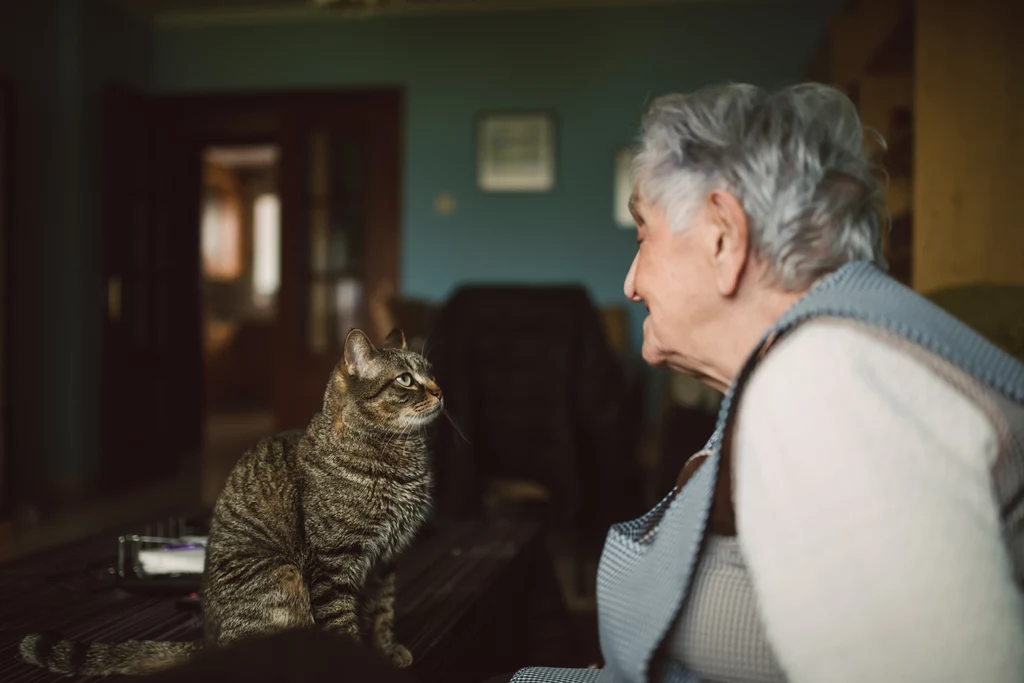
left=640, top=340, right=667, bottom=368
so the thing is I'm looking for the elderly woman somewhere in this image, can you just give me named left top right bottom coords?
left=504, top=83, right=1024, bottom=682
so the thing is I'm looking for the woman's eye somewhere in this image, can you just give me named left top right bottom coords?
left=395, top=373, right=413, bottom=388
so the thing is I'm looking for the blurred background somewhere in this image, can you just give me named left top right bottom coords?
left=0, top=0, right=1021, bottom=673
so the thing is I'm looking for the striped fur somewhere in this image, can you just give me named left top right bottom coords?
left=19, top=328, right=440, bottom=675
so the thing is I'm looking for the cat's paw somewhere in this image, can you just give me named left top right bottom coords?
left=387, top=644, right=413, bottom=668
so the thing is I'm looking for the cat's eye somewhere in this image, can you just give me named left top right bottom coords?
left=395, top=373, right=414, bottom=388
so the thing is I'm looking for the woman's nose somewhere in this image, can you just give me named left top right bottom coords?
left=624, top=255, right=641, bottom=302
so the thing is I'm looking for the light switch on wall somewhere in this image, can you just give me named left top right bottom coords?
left=434, top=192, right=456, bottom=216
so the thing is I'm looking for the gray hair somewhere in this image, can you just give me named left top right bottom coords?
left=634, top=82, right=888, bottom=290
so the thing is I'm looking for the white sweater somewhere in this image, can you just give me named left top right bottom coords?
left=734, top=319, right=1024, bottom=683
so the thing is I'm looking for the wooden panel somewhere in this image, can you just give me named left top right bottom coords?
left=828, top=0, right=912, bottom=91
left=856, top=75, right=913, bottom=214
left=822, top=0, right=916, bottom=284
left=0, top=80, right=10, bottom=516
left=913, top=0, right=1024, bottom=292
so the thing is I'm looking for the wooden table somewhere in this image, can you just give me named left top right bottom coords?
left=0, top=515, right=554, bottom=683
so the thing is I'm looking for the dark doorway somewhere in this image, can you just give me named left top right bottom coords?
left=100, top=88, right=403, bottom=504
left=198, top=144, right=280, bottom=501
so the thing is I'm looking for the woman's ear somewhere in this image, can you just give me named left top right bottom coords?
left=706, top=189, right=750, bottom=296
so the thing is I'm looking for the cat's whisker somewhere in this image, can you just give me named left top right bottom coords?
left=390, top=425, right=407, bottom=455
left=419, top=331, right=435, bottom=359
left=382, top=423, right=407, bottom=454
left=442, top=407, right=471, bottom=445
left=396, top=424, right=413, bottom=451
left=381, top=428, right=396, bottom=453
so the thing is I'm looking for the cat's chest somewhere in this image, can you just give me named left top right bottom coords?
left=352, top=477, right=430, bottom=552
left=376, top=482, right=429, bottom=536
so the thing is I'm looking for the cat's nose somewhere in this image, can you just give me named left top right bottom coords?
left=425, top=382, right=443, bottom=401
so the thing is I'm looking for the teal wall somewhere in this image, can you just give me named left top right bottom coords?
left=0, top=0, right=838, bottom=506
left=154, top=2, right=839, bottom=354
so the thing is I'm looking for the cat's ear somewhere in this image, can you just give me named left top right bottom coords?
left=343, top=328, right=376, bottom=377
left=383, top=327, right=407, bottom=350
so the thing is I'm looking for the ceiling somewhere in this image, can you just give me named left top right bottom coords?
left=113, top=0, right=698, bottom=25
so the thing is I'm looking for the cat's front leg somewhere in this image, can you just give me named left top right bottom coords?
left=308, top=549, right=371, bottom=642
left=361, top=565, right=412, bottom=667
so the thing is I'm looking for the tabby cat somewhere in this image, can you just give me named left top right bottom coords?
left=19, top=328, right=442, bottom=676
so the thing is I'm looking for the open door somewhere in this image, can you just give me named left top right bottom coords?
left=100, top=87, right=204, bottom=495
left=155, top=90, right=402, bottom=434
left=100, top=89, right=402, bottom=497
left=274, top=91, right=402, bottom=429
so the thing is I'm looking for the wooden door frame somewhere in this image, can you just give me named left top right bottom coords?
left=100, top=86, right=205, bottom=493
left=115, top=87, right=404, bottom=441
left=157, top=87, right=404, bottom=304
left=0, top=79, right=14, bottom=517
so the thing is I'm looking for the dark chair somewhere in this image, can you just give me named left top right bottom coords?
left=424, top=285, right=646, bottom=595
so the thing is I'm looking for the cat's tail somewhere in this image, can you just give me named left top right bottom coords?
left=19, top=631, right=203, bottom=676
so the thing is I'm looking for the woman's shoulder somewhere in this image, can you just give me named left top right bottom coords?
left=752, top=315, right=978, bottom=403
left=733, top=317, right=1021, bottom=683
left=760, top=316, right=921, bottom=372
left=739, top=315, right=999, bottom=468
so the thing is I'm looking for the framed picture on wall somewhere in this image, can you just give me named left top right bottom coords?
left=614, top=146, right=637, bottom=228
left=476, top=112, right=556, bottom=192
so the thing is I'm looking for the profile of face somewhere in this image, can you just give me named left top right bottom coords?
left=622, top=83, right=881, bottom=387
left=622, top=182, right=751, bottom=384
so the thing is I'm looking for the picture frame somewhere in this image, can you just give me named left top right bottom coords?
left=614, top=146, right=637, bottom=228
left=476, top=111, right=556, bottom=192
